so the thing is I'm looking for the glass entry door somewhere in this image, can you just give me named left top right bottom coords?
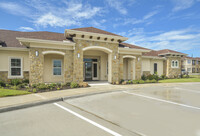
left=85, top=62, right=92, bottom=81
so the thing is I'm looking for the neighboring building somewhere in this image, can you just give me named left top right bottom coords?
left=0, top=27, right=194, bottom=84
left=142, top=49, right=187, bottom=78
left=182, top=57, right=200, bottom=74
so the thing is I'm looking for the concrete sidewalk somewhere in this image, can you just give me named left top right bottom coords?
left=0, top=84, right=130, bottom=110
left=0, top=82, right=198, bottom=111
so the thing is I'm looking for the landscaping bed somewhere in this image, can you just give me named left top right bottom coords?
left=0, top=79, right=89, bottom=97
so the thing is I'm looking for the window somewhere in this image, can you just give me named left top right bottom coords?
left=10, top=58, right=22, bottom=77
left=192, top=60, right=196, bottom=65
left=171, top=60, right=179, bottom=68
left=196, top=60, right=198, bottom=65
left=172, top=60, right=175, bottom=67
left=53, top=60, right=62, bottom=75
left=187, top=60, right=191, bottom=64
left=154, top=63, right=157, bottom=74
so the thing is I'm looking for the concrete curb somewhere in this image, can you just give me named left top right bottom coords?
left=0, top=89, right=126, bottom=113
left=0, top=98, right=62, bottom=113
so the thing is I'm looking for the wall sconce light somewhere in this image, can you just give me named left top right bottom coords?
left=138, top=57, right=140, bottom=61
left=35, top=51, right=39, bottom=57
left=114, top=55, right=117, bottom=60
left=78, top=53, right=80, bottom=58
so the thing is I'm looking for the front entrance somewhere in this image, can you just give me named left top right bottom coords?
left=84, top=58, right=99, bottom=81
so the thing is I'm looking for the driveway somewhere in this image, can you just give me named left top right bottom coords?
left=0, top=82, right=200, bottom=136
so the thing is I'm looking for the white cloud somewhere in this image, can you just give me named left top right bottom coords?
left=126, top=27, right=200, bottom=52
left=18, top=27, right=35, bottom=31
left=143, top=11, right=158, bottom=20
left=119, top=10, right=159, bottom=26
left=0, top=2, right=31, bottom=16
left=0, top=0, right=102, bottom=28
left=171, top=0, right=195, bottom=11
left=105, top=0, right=127, bottom=15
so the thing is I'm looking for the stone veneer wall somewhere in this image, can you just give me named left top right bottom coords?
left=142, top=71, right=150, bottom=76
left=29, top=48, right=73, bottom=85
left=119, top=54, right=142, bottom=81
left=0, top=71, right=29, bottom=82
left=73, top=39, right=119, bottom=83
left=166, top=57, right=182, bottom=78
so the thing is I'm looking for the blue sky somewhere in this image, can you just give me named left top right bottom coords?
left=0, top=0, right=200, bottom=57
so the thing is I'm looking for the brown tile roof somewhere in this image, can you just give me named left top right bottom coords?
left=0, top=29, right=67, bottom=48
left=143, top=49, right=186, bottom=57
left=71, top=27, right=123, bottom=37
left=119, top=42, right=150, bottom=50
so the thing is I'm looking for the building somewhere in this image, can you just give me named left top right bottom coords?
left=181, top=57, right=200, bottom=74
left=0, top=27, right=189, bottom=84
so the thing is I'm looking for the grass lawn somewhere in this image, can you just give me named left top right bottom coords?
left=159, top=76, right=200, bottom=83
left=0, top=89, right=31, bottom=97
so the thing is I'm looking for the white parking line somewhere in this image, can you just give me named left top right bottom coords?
left=54, top=103, right=122, bottom=136
left=174, top=87, right=200, bottom=94
left=123, top=91, right=200, bottom=110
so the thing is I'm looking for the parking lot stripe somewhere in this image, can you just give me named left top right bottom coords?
left=54, top=103, right=122, bottom=136
left=123, top=91, right=200, bottom=110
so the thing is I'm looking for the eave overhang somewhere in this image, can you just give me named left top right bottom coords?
left=65, top=29, right=128, bottom=43
left=16, top=37, right=75, bottom=50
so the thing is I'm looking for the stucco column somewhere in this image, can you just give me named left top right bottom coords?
left=73, top=40, right=84, bottom=83
left=119, top=54, right=124, bottom=81
left=29, top=48, right=44, bottom=85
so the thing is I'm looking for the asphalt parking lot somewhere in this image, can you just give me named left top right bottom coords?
left=0, top=83, right=200, bottom=136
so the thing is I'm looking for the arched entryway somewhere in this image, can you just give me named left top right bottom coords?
left=123, top=55, right=136, bottom=80
left=82, top=46, right=112, bottom=83
left=42, top=51, right=65, bottom=83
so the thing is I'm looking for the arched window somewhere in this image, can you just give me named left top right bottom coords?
left=171, top=60, right=175, bottom=67
left=175, top=61, right=178, bottom=67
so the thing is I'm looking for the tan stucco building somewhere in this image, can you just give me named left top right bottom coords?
left=0, top=27, right=188, bottom=84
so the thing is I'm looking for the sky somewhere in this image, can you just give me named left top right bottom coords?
left=0, top=0, right=200, bottom=57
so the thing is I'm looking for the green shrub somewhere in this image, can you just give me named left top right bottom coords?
left=141, top=75, right=147, bottom=81
left=161, top=74, right=166, bottom=80
left=11, top=86, right=20, bottom=90
left=6, top=84, right=11, bottom=88
left=32, top=84, right=37, bottom=88
left=22, top=79, right=29, bottom=84
left=138, top=80, right=145, bottom=84
left=185, top=75, right=190, bottom=78
left=57, top=88, right=60, bottom=90
left=32, top=88, right=37, bottom=93
left=153, top=74, right=159, bottom=81
left=132, top=80, right=138, bottom=84
left=66, top=82, right=71, bottom=86
left=151, top=79, right=157, bottom=83
left=0, top=80, right=6, bottom=87
left=36, top=83, right=48, bottom=90
left=128, top=80, right=132, bottom=84
left=70, top=82, right=79, bottom=88
left=10, top=79, right=21, bottom=86
left=147, top=74, right=154, bottom=80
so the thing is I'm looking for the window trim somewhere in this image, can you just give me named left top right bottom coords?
left=8, top=57, right=23, bottom=79
left=52, top=59, right=62, bottom=76
left=171, top=60, right=179, bottom=68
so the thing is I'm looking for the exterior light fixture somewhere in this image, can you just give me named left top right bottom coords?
left=138, top=57, right=140, bottom=61
left=114, top=55, right=117, bottom=60
left=78, top=53, right=80, bottom=58
left=35, top=51, right=39, bottom=57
